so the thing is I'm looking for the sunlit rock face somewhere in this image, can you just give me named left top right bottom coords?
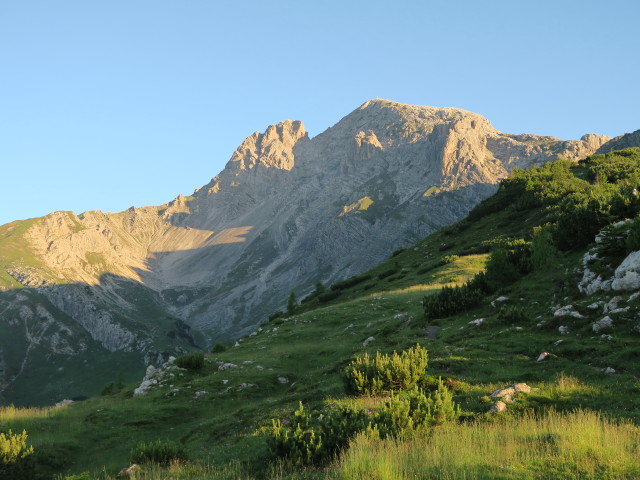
left=0, top=99, right=613, bottom=404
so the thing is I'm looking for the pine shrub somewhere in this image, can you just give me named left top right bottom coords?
left=422, top=284, right=483, bottom=320
left=344, top=345, right=428, bottom=395
left=175, top=352, right=205, bottom=370
left=268, top=379, right=459, bottom=466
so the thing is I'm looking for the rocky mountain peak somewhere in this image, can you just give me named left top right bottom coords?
left=228, top=119, right=307, bottom=172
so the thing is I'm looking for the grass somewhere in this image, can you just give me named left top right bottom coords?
left=332, top=409, right=640, bottom=480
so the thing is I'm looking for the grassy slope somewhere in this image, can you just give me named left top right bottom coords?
left=2, top=153, right=640, bottom=478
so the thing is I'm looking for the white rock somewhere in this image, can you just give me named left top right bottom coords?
left=469, top=318, right=484, bottom=326
left=55, top=399, right=74, bottom=407
left=592, top=316, right=614, bottom=333
left=218, top=363, right=238, bottom=371
left=553, top=305, right=584, bottom=318
left=490, top=401, right=507, bottom=413
left=604, top=367, right=616, bottom=374
left=554, top=339, right=564, bottom=346
left=612, top=251, right=640, bottom=291
left=363, top=336, right=375, bottom=347
left=628, top=292, right=640, bottom=302
left=277, top=376, right=290, bottom=384
left=604, top=296, right=623, bottom=313
left=491, top=296, right=509, bottom=308
left=600, top=334, right=613, bottom=341
left=237, top=383, right=257, bottom=390
left=558, top=325, right=570, bottom=335
left=194, top=390, right=209, bottom=398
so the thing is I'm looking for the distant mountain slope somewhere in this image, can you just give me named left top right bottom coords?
left=596, top=128, right=640, bottom=154
left=0, top=99, right=613, bottom=405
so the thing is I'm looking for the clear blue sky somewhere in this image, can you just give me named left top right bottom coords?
left=1, top=0, right=639, bottom=225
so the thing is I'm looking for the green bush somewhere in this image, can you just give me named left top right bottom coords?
left=330, top=274, right=372, bottom=291
left=175, top=352, right=205, bottom=370
left=626, top=218, right=640, bottom=253
left=129, top=439, right=188, bottom=466
left=344, top=345, right=428, bottom=395
left=318, top=290, right=341, bottom=303
left=422, top=284, right=483, bottom=320
left=268, top=379, right=459, bottom=465
left=0, top=429, right=34, bottom=479
left=211, top=343, right=226, bottom=353
left=377, top=267, right=399, bottom=280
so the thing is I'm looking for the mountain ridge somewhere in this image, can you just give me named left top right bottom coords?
left=0, top=99, right=625, bottom=404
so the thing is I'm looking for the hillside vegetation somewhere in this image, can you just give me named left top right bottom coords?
left=2, top=149, right=640, bottom=479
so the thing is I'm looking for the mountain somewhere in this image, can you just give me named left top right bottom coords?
left=0, top=99, right=615, bottom=405
left=5, top=147, right=640, bottom=479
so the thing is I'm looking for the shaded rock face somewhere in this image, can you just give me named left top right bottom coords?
left=0, top=99, right=612, bottom=404
left=596, top=129, right=640, bottom=154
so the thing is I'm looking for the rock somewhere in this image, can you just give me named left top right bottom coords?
left=592, top=316, right=614, bottom=333
left=363, top=336, right=375, bottom=347
left=490, top=401, right=507, bottom=413
left=237, top=383, right=257, bottom=390
left=344, top=324, right=354, bottom=331
left=612, top=252, right=640, bottom=291
left=628, top=292, right=640, bottom=302
left=176, top=294, right=188, bottom=303
left=553, top=305, right=584, bottom=318
left=558, top=325, right=570, bottom=335
left=600, top=334, right=613, bottom=341
left=604, top=296, right=624, bottom=313
left=277, top=376, right=290, bottom=384
left=118, top=464, right=140, bottom=477
left=604, top=367, right=616, bottom=374
left=491, top=296, right=509, bottom=308
left=513, top=383, right=531, bottom=393
left=587, top=302, right=602, bottom=310
left=218, top=363, right=238, bottom=371
left=193, top=391, right=209, bottom=398
left=554, top=339, right=564, bottom=346
left=469, top=318, right=484, bottom=326
left=55, top=399, right=74, bottom=407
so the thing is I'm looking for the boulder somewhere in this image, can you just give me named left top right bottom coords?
left=490, top=401, right=507, bottom=413
left=218, top=362, right=238, bottom=371
left=592, top=316, right=614, bottom=333
left=363, top=336, right=375, bottom=347
left=612, top=251, right=640, bottom=291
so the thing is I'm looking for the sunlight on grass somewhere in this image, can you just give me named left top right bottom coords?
left=0, top=404, right=57, bottom=422
left=333, top=409, right=640, bottom=480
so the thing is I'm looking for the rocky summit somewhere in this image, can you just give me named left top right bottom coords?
left=0, top=99, right=616, bottom=405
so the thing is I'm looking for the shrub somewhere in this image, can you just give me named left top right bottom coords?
left=0, top=429, right=34, bottom=479
left=268, top=311, right=283, bottom=321
left=377, top=267, right=399, bottom=280
left=344, top=345, right=428, bottom=395
left=129, top=439, right=188, bottom=466
left=330, top=274, right=372, bottom=291
left=422, top=284, right=483, bottom=320
left=268, top=380, right=459, bottom=465
left=211, top=343, right=226, bottom=353
left=175, top=352, right=205, bottom=370
left=626, top=218, right=640, bottom=253
left=318, top=290, right=341, bottom=303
